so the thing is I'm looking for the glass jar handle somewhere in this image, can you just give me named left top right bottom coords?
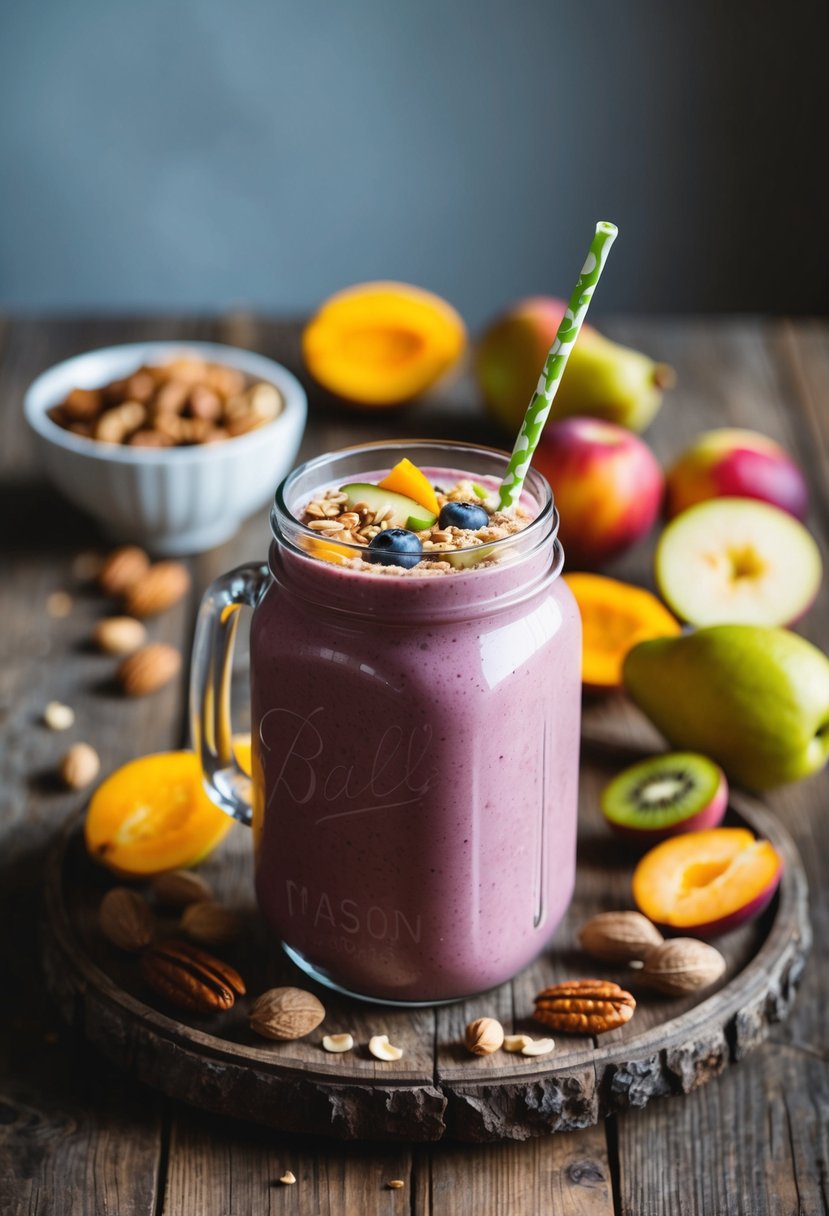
left=190, top=561, right=270, bottom=827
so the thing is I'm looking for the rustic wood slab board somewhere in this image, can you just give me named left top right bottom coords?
left=42, top=770, right=810, bottom=1144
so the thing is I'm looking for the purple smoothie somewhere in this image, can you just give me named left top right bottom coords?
left=248, top=447, right=581, bottom=1003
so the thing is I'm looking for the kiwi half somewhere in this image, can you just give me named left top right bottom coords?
left=601, top=752, right=728, bottom=842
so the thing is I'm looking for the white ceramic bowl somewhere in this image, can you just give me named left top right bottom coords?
left=24, top=341, right=307, bottom=555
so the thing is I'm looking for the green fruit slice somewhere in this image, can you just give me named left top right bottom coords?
left=655, top=497, right=822, bottom=627
left=601, top=752, right=728, bottom=841
left=339, top=482, right=437, bottom=530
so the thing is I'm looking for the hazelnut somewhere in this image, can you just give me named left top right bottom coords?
left=464, top=1017, right=505, bottom=1056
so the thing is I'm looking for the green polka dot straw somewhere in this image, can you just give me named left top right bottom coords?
left=497, top=221, right=618, bottom=511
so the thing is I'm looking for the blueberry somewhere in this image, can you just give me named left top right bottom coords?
left=366, top=528, right=423, bottom=569
left=438, top=501, right=489, bottom=530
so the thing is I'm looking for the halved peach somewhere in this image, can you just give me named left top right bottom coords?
left=632, top=827, right=782, bottom=937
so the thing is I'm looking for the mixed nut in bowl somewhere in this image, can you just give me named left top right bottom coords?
left=24, top=341, right=307, bottom=554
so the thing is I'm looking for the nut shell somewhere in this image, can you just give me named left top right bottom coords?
left=578, top=911, right=664, bottom=963
left=641, top=938, right=727, bottom=996
left=118, top=643, right=182, bottom=695
left=249, top=987, right=326, bottom=1041
left=99, top=887, right=155, bottom=952
left=534, top=980, right=636, bottom=1035
left=123, top=562, right=190, bottom=617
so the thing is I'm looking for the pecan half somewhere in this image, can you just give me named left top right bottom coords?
left=533, top=979, right=636, bottom=1035
left=140, top=940, right=245, bottom=1014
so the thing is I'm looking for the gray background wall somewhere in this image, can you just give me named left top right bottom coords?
left=1, top=0, right=826, bottom=328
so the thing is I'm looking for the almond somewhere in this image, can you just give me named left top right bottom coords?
left=249, top=987, right=326, bottom=1041
left=123, top=562, right=190, bottom=617
left=99, top=887, right=155, bottom=951
left=98, top=546, right=151, bottom=596
left=180, top=900, right=243, bottom=946
left=118, top=643, right=181, bottom=696
left=59, top=742, right=100, bottom=789
left=151, top=869, right=214, bottom=908
left=92, top=616, right=147, bottom=655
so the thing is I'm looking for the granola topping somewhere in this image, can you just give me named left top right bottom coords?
left=299, top=477, right=532, bottom=575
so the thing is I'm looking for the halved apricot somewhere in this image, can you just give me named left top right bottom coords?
left=563, top=573, right=681, bottom=692
left=85, top=750, right=234, bottom=877
left=632, top=827, right=782, bottom=937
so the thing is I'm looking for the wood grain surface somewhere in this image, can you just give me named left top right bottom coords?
left=1, top=316, right=827, bottom=1213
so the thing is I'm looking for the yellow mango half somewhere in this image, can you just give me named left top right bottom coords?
left=302, top=281, right=466, bottom=407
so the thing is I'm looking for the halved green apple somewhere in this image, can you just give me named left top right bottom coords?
left=655, top=497, right=822, bottom=627
left=339, top=482, right=437, bottom=530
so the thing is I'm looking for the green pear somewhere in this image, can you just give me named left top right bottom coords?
left=554, top=331, right=676, bottom=432
left=623, top=625, right=829, bottom=790
left=476, top=298, right=675, bottom=435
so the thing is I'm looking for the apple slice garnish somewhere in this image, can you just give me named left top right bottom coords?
left=339, top=482, right=436, bottom=531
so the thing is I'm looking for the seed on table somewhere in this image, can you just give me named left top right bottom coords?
left=279, top=1171, right=296, bottom=1186
left=71, top=552, right=103, bottom=581
left=503, top=1034, right=533, bottom=1052
left=368, top=1034, right=403, bottom=1061
left=321, top=1033, right=354, bottom=1053
left=47, top=591, right=73, bottom=618
left=43, top=701, right=75, bottom=731
left=521, top=1037, right=555, bottom=1057
left=92, top=616, right=147, bottom=655
left=59, top=742, right=101, bottom=790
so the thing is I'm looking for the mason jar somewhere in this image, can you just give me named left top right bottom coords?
left=191, top=440, right=581, bottom=1003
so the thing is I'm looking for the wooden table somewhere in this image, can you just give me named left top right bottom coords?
left=1, top=315, right=827, bottom=1215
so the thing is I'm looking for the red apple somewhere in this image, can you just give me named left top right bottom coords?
left=666, top=428, right=809, bottom=520
left=532, top=417, right=664, bottom=568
